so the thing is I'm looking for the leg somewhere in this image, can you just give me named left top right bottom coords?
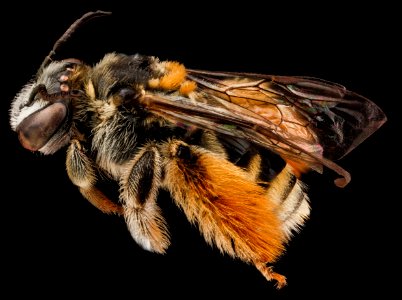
left=161, top=140, right=286, bottom=284
left=120, top=144, right=170, bottom=254
left=255, top=261, right=287, bottom=289
left=66, top=139, right=123, bottom=215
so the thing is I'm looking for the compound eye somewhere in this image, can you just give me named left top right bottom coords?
left=17, top=102, right=67, bottom=151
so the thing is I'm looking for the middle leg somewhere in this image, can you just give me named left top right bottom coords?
left=120, top=143, right=170, bottom=254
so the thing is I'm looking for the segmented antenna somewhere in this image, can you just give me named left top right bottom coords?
left=38, top=10, right=112, bottom=74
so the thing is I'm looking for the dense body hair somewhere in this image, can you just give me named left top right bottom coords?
left=10, top=36, right=386, bottom=288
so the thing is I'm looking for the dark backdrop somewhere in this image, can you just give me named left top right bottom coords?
left=2, top=2, right=398, bottom=298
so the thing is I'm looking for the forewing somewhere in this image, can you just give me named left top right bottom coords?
left=140, top=69, right=386, bottom=187
left=187, top=70, right=386, bottom=159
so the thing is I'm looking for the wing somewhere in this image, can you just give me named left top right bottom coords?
left=139, top=69, right=387, bottom=187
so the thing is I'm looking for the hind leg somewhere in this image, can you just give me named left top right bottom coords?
left=255, top=261, right=287, bottom=289
left=161, top=140, right=287, bottom=287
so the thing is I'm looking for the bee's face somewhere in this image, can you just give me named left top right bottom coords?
left=10, top=61, right=84, bottom=154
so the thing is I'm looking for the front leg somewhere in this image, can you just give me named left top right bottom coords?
left=120, top=143, right=170, bottom=254
left=66, top=139, right=123, bottom=215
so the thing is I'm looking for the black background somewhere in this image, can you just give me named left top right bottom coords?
left=2, top=2, right=399, bottom=298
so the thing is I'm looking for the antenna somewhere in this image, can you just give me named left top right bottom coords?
left=38, top=10, right=112, bottom=74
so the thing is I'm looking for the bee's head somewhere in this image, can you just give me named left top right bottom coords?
left=9, top=11, right=111, bottom=155
left=10, top=60, right=86, bottom=154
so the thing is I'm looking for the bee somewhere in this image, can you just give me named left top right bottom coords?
left=9, top=11, right=387, bottom=288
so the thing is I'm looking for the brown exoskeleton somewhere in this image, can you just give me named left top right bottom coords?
left=9, top=11, right=387, bottom=288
